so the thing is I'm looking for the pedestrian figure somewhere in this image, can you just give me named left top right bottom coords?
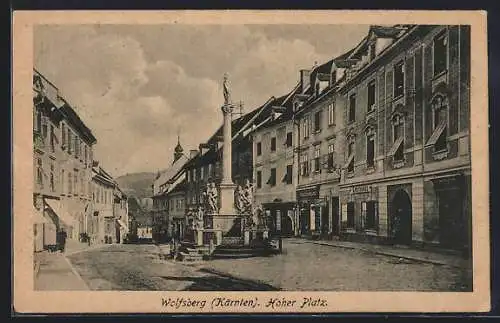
left=58, top=229, right=67, bottom=253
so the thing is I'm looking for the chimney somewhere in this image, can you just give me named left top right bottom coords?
left=300, top=69, right=311, bottom=93
left=190, top=149, right=198, bottom=159
left=199, top=143, right=210, bottom=155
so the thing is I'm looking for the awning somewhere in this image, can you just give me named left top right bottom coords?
left=33, top=207, right=49, bottom=224
left=426, top=121, right=446, bottom=146
left=387, top=136, right=404, bottom=156
left=45, top=199, right=75, bottom=227
left=344, top=154, right=354, bottom=168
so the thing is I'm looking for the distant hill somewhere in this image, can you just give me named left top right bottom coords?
left=115, top=172, right=156, bottom=199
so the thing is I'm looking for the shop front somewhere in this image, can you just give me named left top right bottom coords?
left=296, top=185, right=325, bottom=238
left=262, top=201, right=296, bottom=237
left=339, top=184, right=380, bottom=243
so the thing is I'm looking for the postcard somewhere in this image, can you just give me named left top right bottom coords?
left=12, top=10, right=490, bottom=313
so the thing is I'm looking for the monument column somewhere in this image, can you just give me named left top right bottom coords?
left=221, top=104, right=233, bottom=186
left=213, top=73, right=237, bottom=235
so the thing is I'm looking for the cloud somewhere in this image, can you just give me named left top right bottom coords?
left=34, top=24, right=368, bottom=176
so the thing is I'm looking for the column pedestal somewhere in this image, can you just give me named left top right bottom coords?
left=196, top=229, right=203, bottom=246
left=244, top=230, right=250, bottom=246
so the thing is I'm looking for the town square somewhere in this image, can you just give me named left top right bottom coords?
left=31, top=23, right=473, bottom=292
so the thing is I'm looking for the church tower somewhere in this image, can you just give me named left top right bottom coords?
left=173, top=135, right=184, bottom=164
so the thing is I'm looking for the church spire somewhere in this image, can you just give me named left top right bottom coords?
left=173, top=131, right=184, bottom=164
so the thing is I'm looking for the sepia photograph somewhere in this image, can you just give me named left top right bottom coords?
left=13, top=10, right=490, bottom=313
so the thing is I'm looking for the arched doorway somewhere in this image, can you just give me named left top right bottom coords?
left=281, top=213, right=294, bottom=237
left=390, top=189, right=412, bottom=245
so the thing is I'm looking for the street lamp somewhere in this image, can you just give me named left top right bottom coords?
left=276, top=210, right=282, bottom=254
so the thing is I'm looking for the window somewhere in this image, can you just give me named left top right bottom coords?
left=80, top=173, right=84, bottom=195
left=268, top=168, right=276, bottom=187
left=391, top=114, right=405, bottom=161
left=61, top=169, right=65, bottom=194
left=270, top=137, right=276, bottom=152
left=49, top=125, right=55, bottom=152
left=366, top=131, right=375, bottom=168
left=394, top=61, right=405, bottom=98
left=74, top=136, right=79, bottom=158
left=36, top=158, right=43, bottom=187
left=41, top=117, right=48, bottom=142
left=328, top=143, right=335, bottom=169
left=286, top=132, right=293, bottom=147
left=370, top=42, right=376, bottom=61
left=200, top=166, right=204, bottom=180
left=429, top=95, right=448, bottom=151
left=349, top=94, right=356, bottom=123
left=314, top=110, right=322, bottom=132
left=433, top=31, right=448, bottom=76
left=314, top=145, right=321, bottom=172
left=74, top=171, right=78, bottom=195
left=50, top=164, right=55, bottom=192
left=367, top=80, right=376, bottom=112
left=301, top=154, right=309, bottom=176
left=68, top=131, right=73, bottom=154
left=61, top=124, right=66, bottom=149
left=347, top=139, right=355, bottom=174
left=328, top=102, right=335, bottom=126
left=256, top=171, right=262, bottom=188
left=68, top=171, right=72, bottom=195
left=302, top=115, right=310, bottom=138
left=362, top=201, right=378, bottom=230
left=256, top=142, right=262, bottom=156
left=347, top=202, right=355, bottom=228
left=35, top=108, right=42, bottom=133
left=285, top=165, right=293, bottom=184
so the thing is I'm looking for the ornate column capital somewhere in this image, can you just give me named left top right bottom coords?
left=221, top=104, right=234, bottom=115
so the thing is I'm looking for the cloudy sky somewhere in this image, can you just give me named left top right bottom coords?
left=34, top=24, right=368, bottom=177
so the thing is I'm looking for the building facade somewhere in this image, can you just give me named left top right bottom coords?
left=33, top=69, right=97, bottom=249
left=336, top=25, right=471, bottom=253
left=91, top=164, right=117, bottom=244
left=113, top=186, right=129, bottom=244
left=292, top=57, right=347, bottom=239
left=151, top=138, right=193, bottom=243
left=251, top=89, right=299, bottom=237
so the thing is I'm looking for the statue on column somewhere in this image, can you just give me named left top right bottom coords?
left=205, top=182, right=219, bottom=214
left=235, top=179, right=253, bottom=214
left=223, top=73, right=231, bottom=106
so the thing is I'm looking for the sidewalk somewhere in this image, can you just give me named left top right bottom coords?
left=34, top=251, right=89, bottom=290
left=305, top=239, right=469, bottom=268
left=34, top=239, right=113, bottom=290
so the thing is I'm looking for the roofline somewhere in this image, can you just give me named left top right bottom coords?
left=339, top=25, right=420, bottom=93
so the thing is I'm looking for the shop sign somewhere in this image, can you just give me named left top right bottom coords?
left=353, top=185, right=371, bottom=194
left=297, top=185, right=320, bottom=200
left=276, top=210, right=281, bottom=231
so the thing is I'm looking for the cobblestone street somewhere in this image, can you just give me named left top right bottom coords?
left=66, top=239, right=472, bottom=291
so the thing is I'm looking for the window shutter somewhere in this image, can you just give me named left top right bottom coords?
left=361, top=201, right=367, bottom=229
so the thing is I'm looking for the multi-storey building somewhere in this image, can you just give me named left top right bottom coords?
left=33, top=71, right=65, bottom=250
left=33, top=69, right=97, bottom=248
left=151, top=138, right=194, bottom=243
left=251, top=87, right=299, bottom=237
left=336, top=25, right=471, bottom=253
left=292, top=56, right=348, bottom=239
left=113, top=185, right=129, bottom=243
left=91, top=163, right=118, bottom=244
